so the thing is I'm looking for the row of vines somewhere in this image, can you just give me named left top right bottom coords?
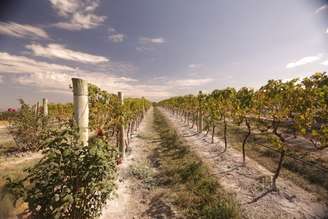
left=158, top=72, right=328, bottom=191
left=2, top=79, right=151, bottom=218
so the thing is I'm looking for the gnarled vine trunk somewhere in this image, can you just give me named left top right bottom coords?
left=242, top=118, right=251, bottom=165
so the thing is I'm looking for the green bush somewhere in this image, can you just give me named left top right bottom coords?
left=4, top=129, right=118, bottom=219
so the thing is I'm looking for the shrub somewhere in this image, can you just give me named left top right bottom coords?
left=4, top=128, right=118, bottom=219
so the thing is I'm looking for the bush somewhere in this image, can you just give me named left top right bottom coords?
left=4, top=129, right=118, bottom=219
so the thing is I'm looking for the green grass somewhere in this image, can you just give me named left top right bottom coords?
left=154, top=108, right=240, bottom=219
left=129, top=161, right=157, bottom=190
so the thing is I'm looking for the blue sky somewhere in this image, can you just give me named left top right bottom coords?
left=0, top=0, right=327, bottom=109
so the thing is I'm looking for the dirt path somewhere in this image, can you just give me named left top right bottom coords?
left=0, top=152, right=42, bottom=171
left=101, top=108, right=180, bottom=219
left=160, top=108, right=328, bottom=219
left=0, top=123, right=15, bottom=146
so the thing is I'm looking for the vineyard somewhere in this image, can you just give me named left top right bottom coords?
left=0, top=73, right=328, bottom=219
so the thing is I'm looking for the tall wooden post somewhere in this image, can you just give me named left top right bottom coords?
left=72, top=78, right=89, bottom=146
left=198, top=91, right=203, bottom=133
left=118, top=91, right=126, bottom=159
left=42, top=98, right=48, bottom=116
left=35, top=101, right=40, bottom=116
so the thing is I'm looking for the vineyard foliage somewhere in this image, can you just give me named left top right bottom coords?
left=159, top=72, right=328, bottom=190
left=5, top=129, right=118, bottom=219
left=4, top=83, right=151, bottom=218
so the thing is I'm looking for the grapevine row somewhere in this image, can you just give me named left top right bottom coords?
left=158, top=72, right=328, bottom=191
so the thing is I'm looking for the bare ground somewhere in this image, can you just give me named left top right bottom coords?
left=0, top=123, right=15, bottom=146
left=101, top=108, right=181, bottom=219
left=160, top=108, right=328, bottom=219
left=0, top=152, right=42, bottom=171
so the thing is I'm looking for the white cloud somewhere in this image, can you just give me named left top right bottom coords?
left=0, top=51, right=172, bottom=100
left=109, top=33, right=126, bottom=43
left=168, top=78, right=213, bottom=87
left=108, top=28, right=126, bottom=43
left=326, top=28, right=328, bottom=34
left=188, top=64, right=202, bottom=69
left=321, top=60, right=328, bottom=66
left=50, top=0, right=106, bottom=31
left=315, top=4, right=327, bottom=14
left=136, top=37, right=165, bottom=52
left=139, top=37, right=165, bottom=44
left=0, top=22, right=49, bottom=39
left=286, top=54, right=322, bottom=68
left=26, top=43, right=109, bottom=64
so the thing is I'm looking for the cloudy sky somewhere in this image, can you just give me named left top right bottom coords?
left=0, top=0, right=327, bottom=109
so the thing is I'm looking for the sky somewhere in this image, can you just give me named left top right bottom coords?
left=0, top=0, right=327, bottom=109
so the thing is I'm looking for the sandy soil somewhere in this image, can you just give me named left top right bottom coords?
left=0, top=152, right=42, bottom=171
left=0, top=123, right=15, bottom=145
left=160, top=108, right=328, bottom=219
left=101, top=108, right=181, bottom=219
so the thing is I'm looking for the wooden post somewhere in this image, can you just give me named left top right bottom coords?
left=35, top=101, right=40, bottom=116
left=198, top=91, right=203, bottom=133
left=42, top=98, right=48, bottom=116
left=72, top=78, right=89, bottom=146
left=118, top=91, right=126, bottom=159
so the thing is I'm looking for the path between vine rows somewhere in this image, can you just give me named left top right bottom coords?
left=160, top=108, right=328, bottom=219
left=101, top=107, right=181, bottom=219
left=100, top=107, right=328, bottom=219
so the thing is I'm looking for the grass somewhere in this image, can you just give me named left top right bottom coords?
left=129, top=161, right=157, bottom=190
left=0, top=157, right=39, bottom=219
left=153, top=108, right=240, bottom=219
left=212, top=121, right=328, bottom=197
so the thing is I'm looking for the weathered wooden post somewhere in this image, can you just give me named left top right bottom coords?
left=118, top=91, right=126, bottom=159
left=42, top=98, right=48, bottom=116
left=35, top=101, right=40, bottom=116
left=198, top=91, right=203, bottom=133
left=72, top=78, right=89, bottom=146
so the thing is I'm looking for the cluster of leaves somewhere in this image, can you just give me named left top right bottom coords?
left=159, top=72, right=328, bottom=190
left=48, top=103, right=73, bottom=122
left=4, top=128, right=118, bottom=219
left=9, top=99, right=51, bottom=152
left=88, top=84, right=151, bottom=143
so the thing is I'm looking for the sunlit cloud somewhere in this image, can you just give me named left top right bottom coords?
left=136, top=37, right=165, bottom=52
left=315, top=4, right=327, bottom=14
left=0, top=51, right=172, bottom=100
left=109, top=33, right=126, bottom=43
left=50, top=0, right=106, bottom=30
left=108, top=27, right=126, bottom=43
left=26, top=43, right=109, bottom=64
left=139, top=37, right=165, bottom=44
left=321, top=59, right=328, bottom=66
left=286, top=54, right=322, bottom=68
left=188, top=64, right=202, bottom=69
left=0, top=22, right=49, bottom=39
